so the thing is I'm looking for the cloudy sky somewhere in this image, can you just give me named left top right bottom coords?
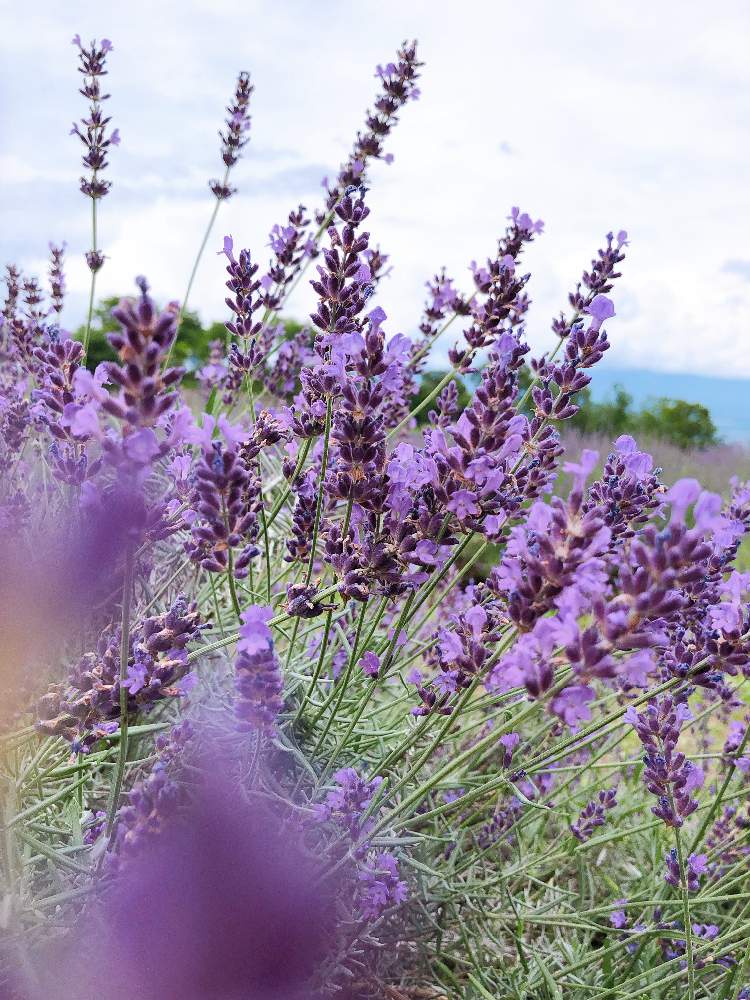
left=2, top=0, right=749, bottom=376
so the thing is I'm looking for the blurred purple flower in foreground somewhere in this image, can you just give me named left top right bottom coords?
left=20, top=770, right=340, bottom=1000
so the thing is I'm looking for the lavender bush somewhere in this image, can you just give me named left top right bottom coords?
left=1, top=34, right=750, bottom=1000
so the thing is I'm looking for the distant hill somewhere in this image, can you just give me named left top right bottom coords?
left=588, top=368, right=750, bottom=442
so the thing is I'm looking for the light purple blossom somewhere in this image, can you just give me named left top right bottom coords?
left=359, top=852, right=408, bottom=919
left=238, top=605, right=274, bottom=655
left=359, top=651, right=381, bottom=678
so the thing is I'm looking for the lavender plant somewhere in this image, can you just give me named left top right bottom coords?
left=1, top=31, right=750, bottom=1000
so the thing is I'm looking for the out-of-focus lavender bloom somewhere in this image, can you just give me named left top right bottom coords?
left=359, top=650, right=381, bottom=678
left=24, top=770, right=338, bottom=1000
left=111, top=761, right=181, bottom=861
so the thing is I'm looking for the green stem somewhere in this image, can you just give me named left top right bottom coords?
left=226, top=565, right=242, bottom=619
left=387, top=367, right=458, bottom=439
left=105, top=545, right=135, bottom=839
left=81, top=194, right=98, bottom=357
left=312, top=598, right=370, bottom=753
left=305, top=397, right=333, bottom=587
left=165, top=169, right=229, bottom=367
left=266, top=437, right=313, bottom=528
left=674, top=827, right=696, bottom=1000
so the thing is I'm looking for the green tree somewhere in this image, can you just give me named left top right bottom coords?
left=570, top=384, right=633, bottom=437
left=635, top=398, right=718, bottom=449
left=517, top=365, right=718, bottom=449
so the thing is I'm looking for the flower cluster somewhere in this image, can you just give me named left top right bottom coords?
left=626, top=697, right=703, bottom=828
left=234, top=605, right=284, bottom=731
left=570, top=787, right=617, bottom=841
left=71, top=34, right=119, bottom=274
left=36, top=598, right=206, bottom=751
left=320, top=40, right=422, bottom=215
left=70, top=35, right=119, bottom=202
left=664, top=848, right=708, bottom=892
left=186, top=417, right=261, bottom=578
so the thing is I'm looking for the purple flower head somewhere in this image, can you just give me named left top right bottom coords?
left=70, top=34, right=118, bottom=211
left=628, top=696, right=701, bottom=828
left=564, top=448, right=599, bottom=494
left=664, top=849, right=708, bottom=892
left=570, top=787, right=617, bottom=841
left=358, top=650, right=381, bottom=678
left=551, top=684, right=595, bottom=729
left=622, top=650, right=655, bottom=688
left=235, top=612, right=283, bottom=733
left=358, top=852, right=408, bottom=920
left=238, top=604, right=274, bottom=655
left=585, top=294, right=615, bottom=324
left=438, top=628, right=463, bottom=663
left=499, top=732, right=520, bottom=768
left=321, top=40, right=422, bottom=212
left=665, top=478, right=701, bottom=525
left=610, top=901, right=629, bottom=929
left=209, top=71, right=254, bottom=199
left=693, top=489, right=725, bottom=533
left=36, top=597, right=207, bottom=751
left=447, top=488, right=480, bottom=521
left=510, top=206, right=545, bottom=235
left=315, top=767, right=383, bottom=841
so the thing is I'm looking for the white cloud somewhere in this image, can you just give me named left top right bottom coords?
left=2, top=0, right=749, bottom=376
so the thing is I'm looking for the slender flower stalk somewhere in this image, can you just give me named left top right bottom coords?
left=167, top=72, right=254, bottom=364
left=105, top=545, right=134, bottom=839
left=674, top=827, right=696, bottom=1000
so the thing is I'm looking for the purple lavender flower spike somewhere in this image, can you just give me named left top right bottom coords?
left=359, top=650, right=381, bottom=678
left=664, top=848, right=708, bottom=892
left=358, top=852, right=408, bottom=920
left=47, top=243, right=66, bottom=316
left=570, top=787, right=617, bottom=841
left=209, top=71, right=254, bottom=200
left=315, top=767, right=383, bottom=842
left=31, top=768, right=340, bottom=1000
left=626, top=697, right=701, bottom=828
left=319, top=41, right=422, bottom=218
left=36, top=597, right=207, bottom=751
left=234, top=604, right=284, bottom=732
left=71, top=34, right=118, bottom=202
left=186, top=416, right=262, bottom=578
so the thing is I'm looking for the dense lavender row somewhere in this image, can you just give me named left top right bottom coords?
left=1, top=32, right=749, bottom=1000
